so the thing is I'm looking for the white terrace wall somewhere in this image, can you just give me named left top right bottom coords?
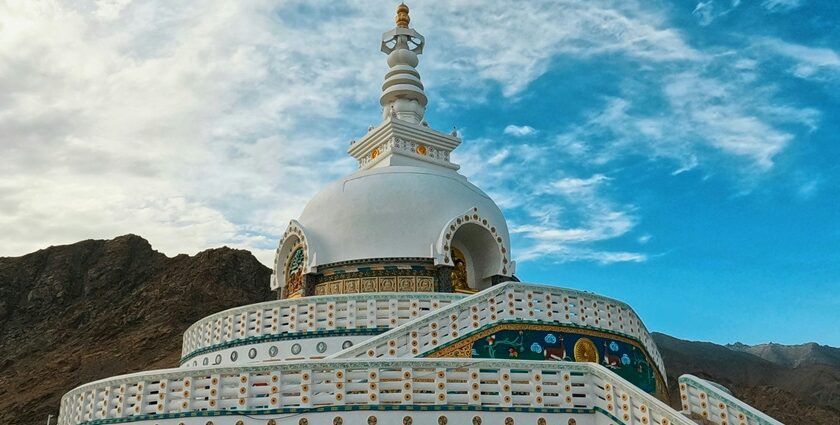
left=332, top=282, right=666, bottom=382
left=58, top=359, right=695, bottom=425
left=679, top=374, right=784, bottom=425
left=181, top=293, right=464, bottom=367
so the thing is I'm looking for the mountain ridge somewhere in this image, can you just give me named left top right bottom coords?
left=653, top=332, right=840, bottom=424
left=726, top=341, right=840, bottom=368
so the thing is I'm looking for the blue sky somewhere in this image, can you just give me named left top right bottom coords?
left=1, top=1, right=838, bottom=346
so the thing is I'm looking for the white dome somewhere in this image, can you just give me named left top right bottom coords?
left=298, top=166, right=511, bottom=268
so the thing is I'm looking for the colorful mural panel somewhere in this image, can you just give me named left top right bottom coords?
left=470, top=328, right=657, bottom=394
left=285, top=247, right=305, bottom=296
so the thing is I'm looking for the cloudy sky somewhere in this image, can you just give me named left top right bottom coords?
left=1, top=0, right=838, bottom=345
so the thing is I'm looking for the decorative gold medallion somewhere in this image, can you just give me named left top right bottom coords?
left=416, top=144, right=428, bottom=155
left=371, top=148, right=380, bottom=159
left=574, top=337, right=598, bottom=363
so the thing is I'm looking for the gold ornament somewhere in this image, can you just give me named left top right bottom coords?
left=396, top=3, right=410, bottom=28
left=574, top=337, right=598, bottom=363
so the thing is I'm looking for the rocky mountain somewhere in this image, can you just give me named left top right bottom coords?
left=727, top=341, right=840, bottom=369
left=0, top=235, right=838, bottom=425
left=654, top=333, right=840, bottom=425
left=0, top=235, right=272, bottom=425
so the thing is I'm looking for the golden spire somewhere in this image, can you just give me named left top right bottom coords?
left=395, top=3, right=410, bottom=28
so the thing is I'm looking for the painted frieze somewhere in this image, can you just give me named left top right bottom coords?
left=428, top=323, right=660, bottom=395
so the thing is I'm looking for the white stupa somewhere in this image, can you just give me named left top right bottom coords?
left=57, top=5, right=784, bottom=425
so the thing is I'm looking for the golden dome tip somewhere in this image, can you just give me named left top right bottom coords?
left=395, top=3, right=410, bottom=28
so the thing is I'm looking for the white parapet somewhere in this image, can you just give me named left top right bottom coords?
left=181, top=292, right=465, bottom=366
left=679, top=374, right=785, bottom=425
left=58, top=358, right=696, bottom=425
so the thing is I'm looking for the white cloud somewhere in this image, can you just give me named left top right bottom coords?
left=692, top=1, right=717, bottom=26
left=691, top=0, right=801, bottom=26
left=0, top=1, right=365, bottom=264
left=691, top=0, right=741, bottom=26
left=503, top=125, right=537, bottom=137
left=761, top=0, right=804, bottom=12
left=516, top=242, right=646, bottom=264
left=420, top=0, right=702, bottom=96
left=759, top=38, right=840, bottom=80
left=94, top=0, right=133, bottom=20
left=555, top=70, right=819, bottom=176
left=734, top=58, right=758, bottom=70
left=544, top=175, right=610, bottom=196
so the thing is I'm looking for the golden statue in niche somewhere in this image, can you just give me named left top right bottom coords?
left=450, top=247, right=470, bottom=292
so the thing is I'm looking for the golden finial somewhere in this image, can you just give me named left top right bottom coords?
left=395, top=3, right=410, bottom=28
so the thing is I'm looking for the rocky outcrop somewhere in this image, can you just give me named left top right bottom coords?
left=0, top=235, right=272, bottom=425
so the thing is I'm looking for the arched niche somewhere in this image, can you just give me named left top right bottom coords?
left=436, top=208, right=511, bottom=292
left=449, top=222, right=503, bottom=291
left=272, top=220, right=311, bottom=298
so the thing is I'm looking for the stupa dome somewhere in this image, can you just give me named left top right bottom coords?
left=298, top=165, right=511, bottom=269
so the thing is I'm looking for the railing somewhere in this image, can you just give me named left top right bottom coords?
left=331, top=281, right=666, bottom=381
left=679, top=374, right=784, bottom=425
left=181, top=292, right=464, bottom=363
left=58, top=358, right=694, bottom=425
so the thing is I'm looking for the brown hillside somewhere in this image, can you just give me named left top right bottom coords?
left=0, top=235, right=272, bottom=425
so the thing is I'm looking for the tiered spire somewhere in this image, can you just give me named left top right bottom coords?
left=379, top=3, right=427, bottom=124
left=348, top=4, right=460, bottom=171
